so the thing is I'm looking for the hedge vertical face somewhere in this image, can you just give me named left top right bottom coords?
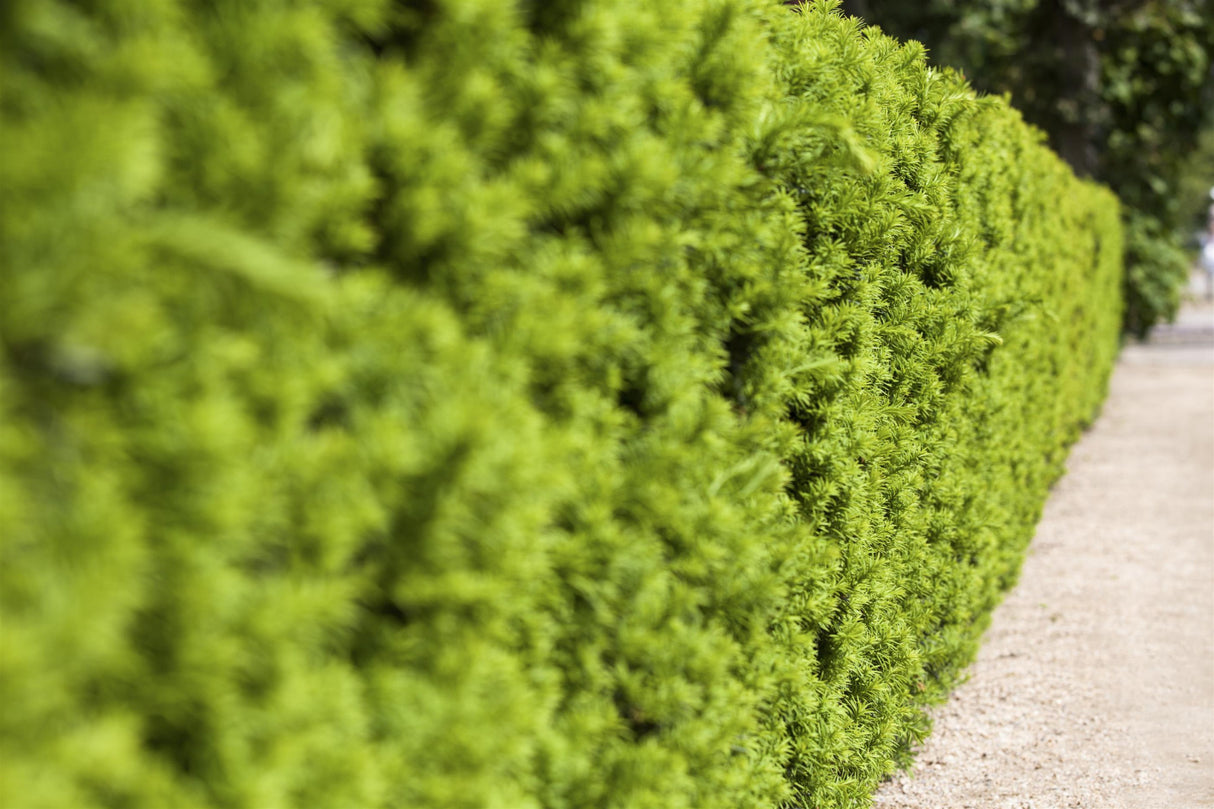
left=0, top=1, right=1122, bottom=808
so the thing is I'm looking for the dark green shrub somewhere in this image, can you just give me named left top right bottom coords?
left=0, top=1, right=1122, bottom=808
left=1123, top=212, right=1193, bottom=337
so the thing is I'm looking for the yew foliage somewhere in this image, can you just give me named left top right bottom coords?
left=0, top=1, right=1121, bottom=807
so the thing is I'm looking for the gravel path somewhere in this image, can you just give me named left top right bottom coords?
left=874, top=279, right=1214, bottom=809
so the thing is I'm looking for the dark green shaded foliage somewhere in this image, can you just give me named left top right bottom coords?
left=0, top=1, right=1121, bottom=807
left=1122, top=213, right=1193, bottom=337
left=1175, top=125, right=1214, bottom=244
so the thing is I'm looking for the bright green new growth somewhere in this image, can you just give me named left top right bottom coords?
left=0, top=1, right=1122, bottom=808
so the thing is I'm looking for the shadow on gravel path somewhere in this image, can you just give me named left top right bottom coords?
left=875, top=276, right=1214, bottom=809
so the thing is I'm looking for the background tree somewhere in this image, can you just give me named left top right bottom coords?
left=840, top=0, right=1214, bottom=335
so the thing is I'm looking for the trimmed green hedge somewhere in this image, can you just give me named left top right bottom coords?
left=0, top=1, right=1121, bottom=807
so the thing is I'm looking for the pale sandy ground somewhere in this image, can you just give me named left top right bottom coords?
left=874, top=275, right=1214, bottom=809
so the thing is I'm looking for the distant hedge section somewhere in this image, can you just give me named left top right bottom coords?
left=0, top=1, right=1122, bottom=807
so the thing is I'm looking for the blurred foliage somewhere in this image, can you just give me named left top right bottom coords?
left=841, top=0, right=1214, bottom=334
left=1, top=1, right=1122, bottom=807
left=1123, top=213, right=1192, bottom=335
left=1175, top=125, right=1214, bottom=243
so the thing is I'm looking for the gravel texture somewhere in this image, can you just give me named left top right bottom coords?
left=873, top=279, right=1214, bottom=809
